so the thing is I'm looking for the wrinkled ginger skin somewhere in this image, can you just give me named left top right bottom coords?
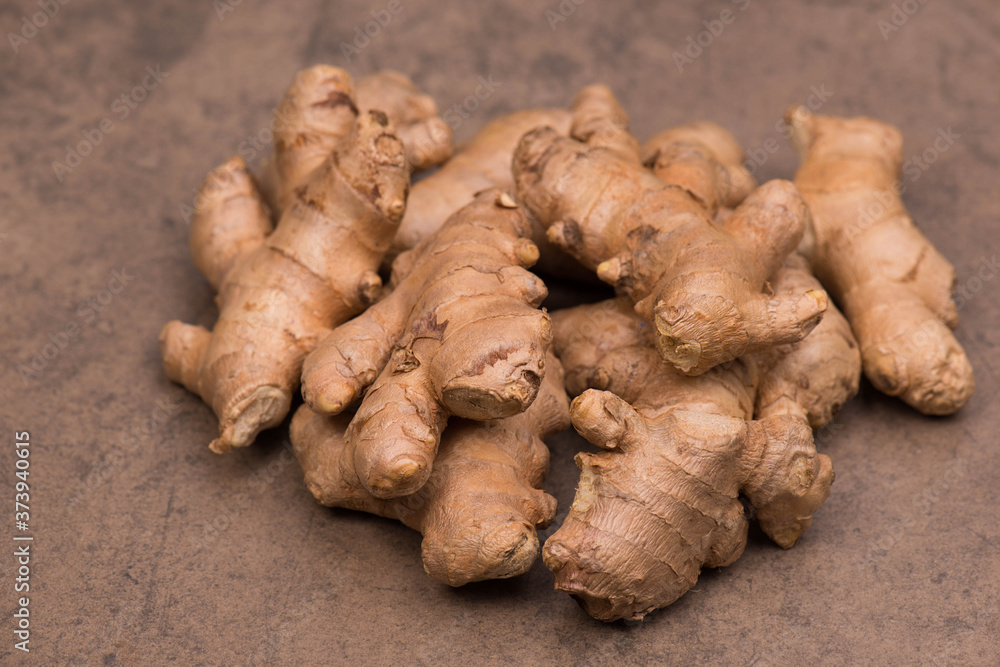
left=354, top=70, right=453, bottom=172
left=186, top=158, right=274, bottom=292
left=754, top=253, right=862, bottom=429
left=513, top=86, right=827, bottom=375
left=545, top=298, right=836, bottom=621
left=641, top=120, right=757, bottom=215
left=268, top=66, right=359, bottom=213
left=264, top=66, right=452, bottom=213
left=291, top=353, right=570, bottom=586
left=301, top=189, right=553, bottom=499
left=786, top=107, right=974, bottom=415
left=160, top=109, right=409, bottom=454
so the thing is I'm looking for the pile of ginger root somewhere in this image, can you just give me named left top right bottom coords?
left=161, top=65, right=974, bottom=622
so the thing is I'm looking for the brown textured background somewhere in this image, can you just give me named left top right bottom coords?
left=1, top=0, right=998, bottom=663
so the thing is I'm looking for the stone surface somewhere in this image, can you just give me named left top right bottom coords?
left=1, top=0, right=998, bottom=663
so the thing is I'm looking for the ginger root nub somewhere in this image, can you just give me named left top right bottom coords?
left=785, top=107, right=973, bottom=414
left=291, top=353, right=570, bottom=585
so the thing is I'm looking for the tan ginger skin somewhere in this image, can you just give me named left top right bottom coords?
left=513, top=85, right=829, bottom=376
left=391, top=108, right=571, bottom=257
left=641, top=120, right=757, bottom=216
left=755, top=252, right=862, bottom=428
left=291, top=352, right=570, bottom=586
left=300, top=189, right=553, bottom=499
left=785, top=107, right=974, bottom=415
left=545, top=272, right=858, bottom=621
left=387, top=107, right=596, bottom=285
left=263, top=66, right=453, bottom=214
left=160, top=101, right=409, bottom=454
left=355, top=71, right=453, bottom=172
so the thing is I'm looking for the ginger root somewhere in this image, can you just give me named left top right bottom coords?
left=355, top=70, right=453, bottom=173
left=265, top=66, right=452, bottom=213
left=160, top=105, right=409, bottom=453
left=513, top=86, right=828, bottom=375
left=544, top=279, right=853, bottom=621
left=641, top=120, right=756, bottom=216
left=386, top=107, right=598, bottom=284
left=786, top=107, right=974, bottom=414
left=158, top=65, right=975, bottom=620
left=391, top=108, right=571, bottom=257
left=754, top=252, right=862, bottom=428
left=301, top=189, right=553, bottom=498
left=291, top=353, right=570, bottom=585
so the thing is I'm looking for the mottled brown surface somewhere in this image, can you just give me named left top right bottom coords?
left=1, top=0, right=997, bottom=664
